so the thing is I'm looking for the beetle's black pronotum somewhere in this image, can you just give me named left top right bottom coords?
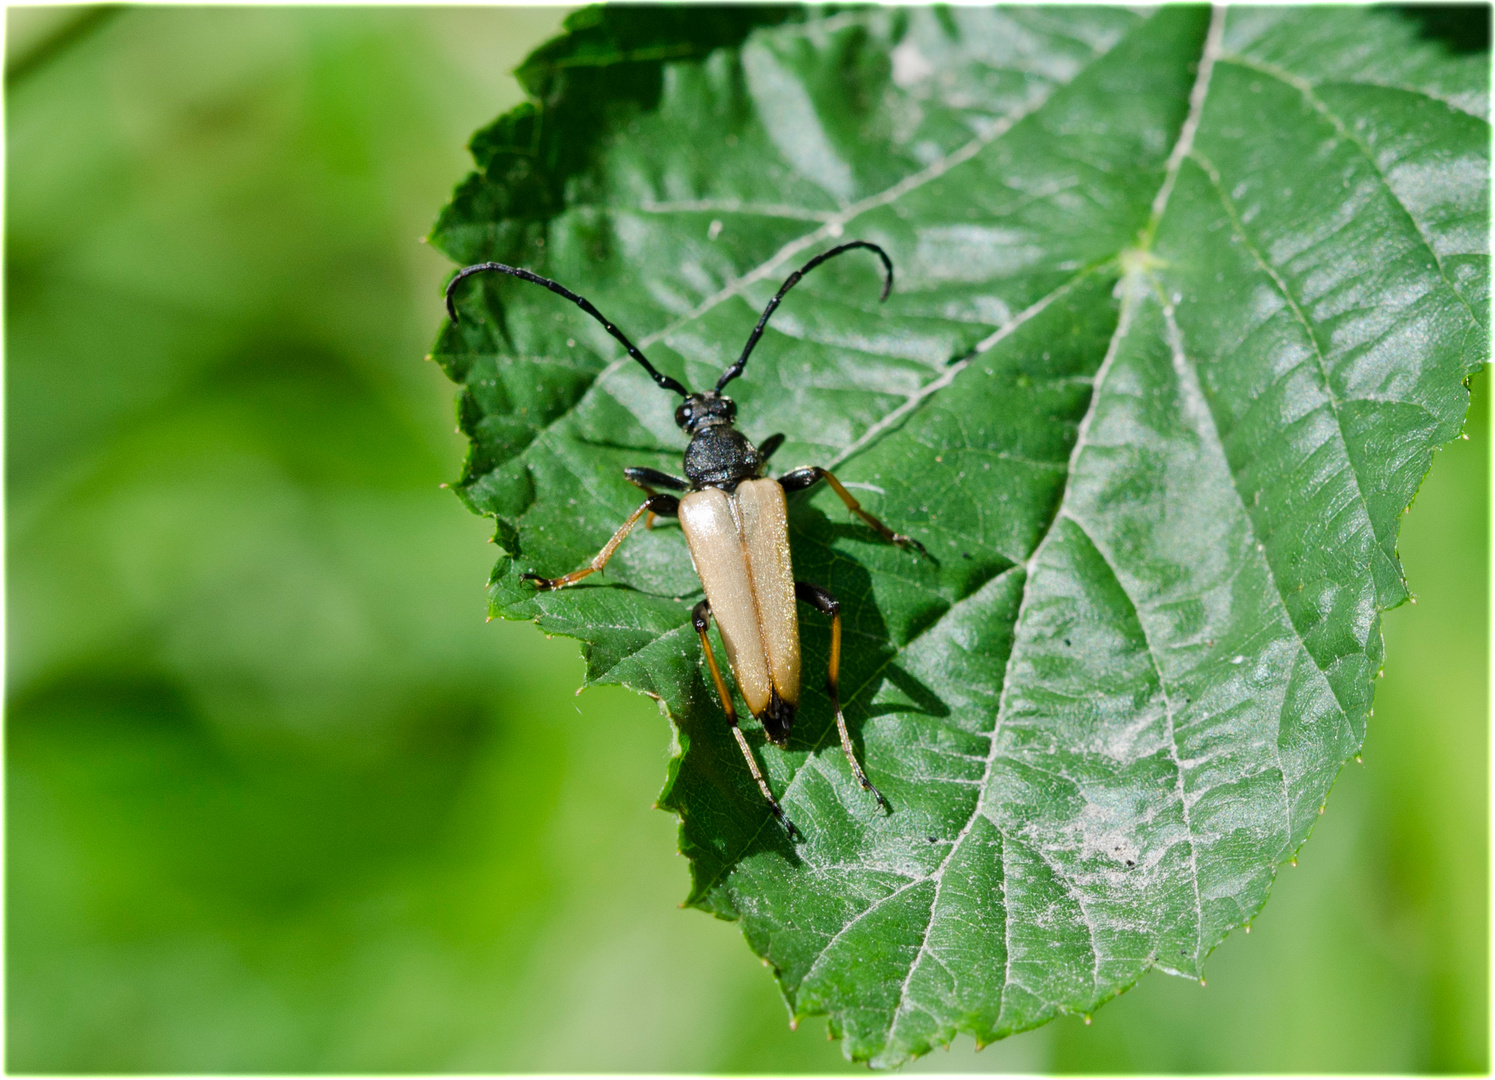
left=445, top=241, right=925, bottom=839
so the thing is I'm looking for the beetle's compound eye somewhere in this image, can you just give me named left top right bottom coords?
left=675, top=401, right=694, bottom=429
left=717, top=397, right=737, bottom=422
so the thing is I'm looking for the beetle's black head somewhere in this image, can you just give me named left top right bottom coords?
left=675, top=392, right=736, bottom=434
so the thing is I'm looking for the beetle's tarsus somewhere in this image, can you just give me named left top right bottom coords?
left=522, top=494, right=678, bottom=593
left=780, top=466, right=922, bottom=556
left=893, top=532, right=930, bottom=558
left=836, top=697, right=891, bottom=811
left=777, top=811, right=803, bottom=842
left=698, top=600, right=802, bottom=842
left=794, top=579, right=888, bottom=817
left=851, top=765, right=891, bottom=814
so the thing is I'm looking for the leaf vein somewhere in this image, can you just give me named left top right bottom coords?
left=1183, top=150, right=1394, bottom=691
left=827, top=262, right=1110, bottom=470
left=1153, top=290, right=1313, bottom=850
left=1215, top=53, right=1482, bottom=328
left=1059, top=511, right=1205, bottom=967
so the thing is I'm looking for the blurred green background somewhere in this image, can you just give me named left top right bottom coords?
left=5, top=6, right=1487, bottom=1073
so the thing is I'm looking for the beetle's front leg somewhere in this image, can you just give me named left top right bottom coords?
left=693, top=600, right=801, bottom=841
left=778, top=466, right=928, bottom=556
left=522, top=493, right=678, bottom=591
left=623, top=466, right=689, bottom=529
left=795, top=581, right=891, bottom=812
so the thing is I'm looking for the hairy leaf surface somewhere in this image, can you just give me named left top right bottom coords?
left=430, top=6, right=1488, bottom=1065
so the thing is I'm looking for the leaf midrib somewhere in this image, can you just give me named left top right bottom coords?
left=782, top=10, right=1229, bottom=1032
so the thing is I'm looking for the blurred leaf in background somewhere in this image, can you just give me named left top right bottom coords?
left=5, top=5, right=1487, bottom=1074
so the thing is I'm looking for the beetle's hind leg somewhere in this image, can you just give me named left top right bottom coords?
left=794, top=582, right=891, bottom=811
left=522, top=493, right=678, bottom=590
left=693, top=600, right=801, bottom=841
left=778, top=466, right=928, bottom=556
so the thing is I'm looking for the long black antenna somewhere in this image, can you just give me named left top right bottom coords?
left=716, top=240, right=893, bottom=394
left=445, top=262, right=689, bottom=398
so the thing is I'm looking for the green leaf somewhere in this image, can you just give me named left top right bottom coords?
left=430, top=6, right=1489, bottom=1066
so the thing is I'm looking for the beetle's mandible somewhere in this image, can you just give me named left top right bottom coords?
left=445, top=241, right=926, bottom=839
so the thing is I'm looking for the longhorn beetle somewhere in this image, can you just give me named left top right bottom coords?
left=445, top=241, right=925, bottom=839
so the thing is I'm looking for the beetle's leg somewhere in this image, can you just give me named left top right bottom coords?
left=624, top=465, right=690, bottom=492
left=795, top=581, right=890, bottom=811
left=522, top=493, right=678, bottom=590
left=624, top=467, right=689, bottom=528
left=778, top=466, right=928, bottom=556
left=693, top=599, right=801, bottom=841
left=757, top=433, right=786, bottom=464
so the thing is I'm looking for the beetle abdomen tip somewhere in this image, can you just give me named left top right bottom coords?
left=760, top=689, right=796, bottom=747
